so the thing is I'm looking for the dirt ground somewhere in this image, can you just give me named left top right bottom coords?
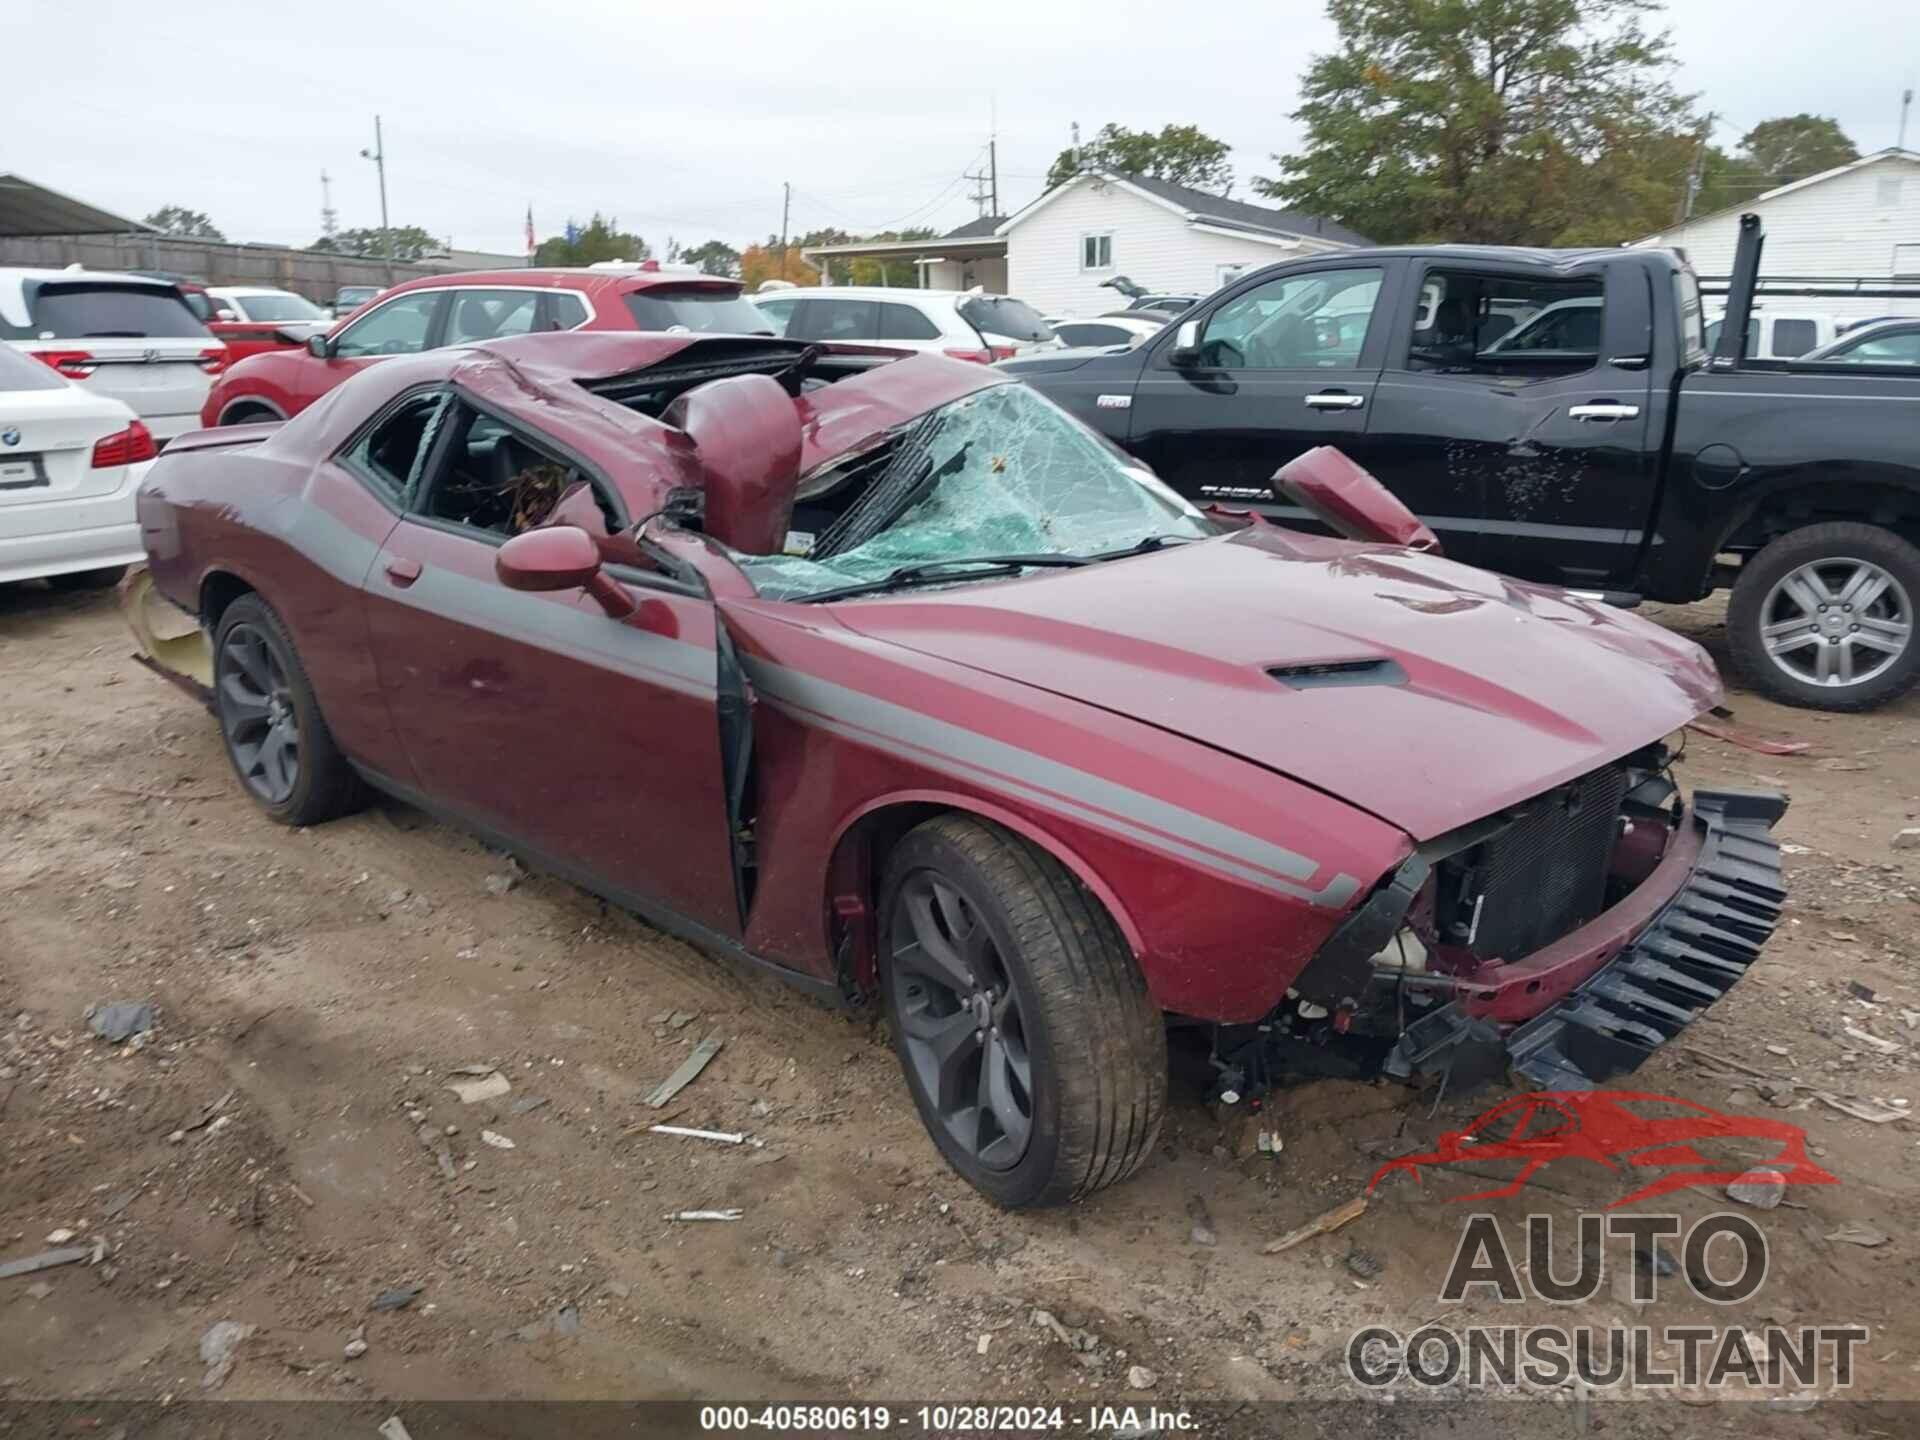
left=2, top=582, right=1918, bottom=1434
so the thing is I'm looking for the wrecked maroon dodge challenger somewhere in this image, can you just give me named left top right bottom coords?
left=128, top=331, right=1786, bottom=1207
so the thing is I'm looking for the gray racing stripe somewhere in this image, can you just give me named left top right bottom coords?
left=286, top=502, right=715, bottom=698
left=747, top=658, right=1360, bottom=909
left=271, top=503, right=1359, bottom=907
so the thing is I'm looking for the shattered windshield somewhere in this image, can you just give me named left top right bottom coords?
left=733, top=383, right=1214, bottom=601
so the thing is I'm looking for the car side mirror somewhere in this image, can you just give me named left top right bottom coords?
left=306, top=333, right=335, bottom=359
left=215, top=308, right=238, bottom=321
left=1169, top=318, right=1202, bottom=366
left=496, top=525, right=635, bottom=618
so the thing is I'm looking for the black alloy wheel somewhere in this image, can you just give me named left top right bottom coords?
left=878, top=815, right=1165, bottom=1208
left=218, top=620, right=301, bottom=804
left=889, top=871, right=1034, bottom=1170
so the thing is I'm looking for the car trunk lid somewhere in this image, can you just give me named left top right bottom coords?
left=0, top=385, right=135, bottom=510
left=14, top=280, right=218, bottom=440
left=19, top=337, right=216, bottom=440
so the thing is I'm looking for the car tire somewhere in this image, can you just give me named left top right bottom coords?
left=212, top=594, right=365, bottom=825
left=46, top=565, right=128, bottom=592
left=1728, top=522, right=1920, bottom=712
left=878, top=814, right=1165, bottom=1208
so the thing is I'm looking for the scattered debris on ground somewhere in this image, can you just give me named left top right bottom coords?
left=445, top=1070, right=512, bottom=1104
left=198, top=1320, right=254, bottom=1389
left=1264, top=1195, right=1368, bottom=1254
left=645, top=1035, right=724, bottom=1107
left=85, top=999, right=154, bottom=1044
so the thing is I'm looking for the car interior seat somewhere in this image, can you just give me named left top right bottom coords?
left=1412, top=295, right=1479, bottom=368
left=455, top=295, right=498, bottom=342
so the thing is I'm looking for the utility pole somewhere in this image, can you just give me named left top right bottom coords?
left=989, top=95, right=999, bottom=216
left=778, top=181, right=790, bottom=283
left=1900, top=88, right=1914, bottom=151
left=320, top=170, right=338, bottom=241
left=964, top=160, right=993, bottom=218
left=1676, top=110, right=1715, bottom=226
left=360, top=115, right=392, bottom=284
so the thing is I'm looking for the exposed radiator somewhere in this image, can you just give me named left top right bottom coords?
left=1455, top=763, right=1629, bottom=961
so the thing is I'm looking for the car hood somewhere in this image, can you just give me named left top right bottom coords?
left=828, top=527, right=1720, bottom=841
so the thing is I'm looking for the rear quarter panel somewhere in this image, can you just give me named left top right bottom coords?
left=721, top=602, right=1411, bottom=1022
left=137, top=434, right=410, bottom=782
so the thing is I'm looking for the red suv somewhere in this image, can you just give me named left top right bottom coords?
left=200, top=264, right=773, bottom=427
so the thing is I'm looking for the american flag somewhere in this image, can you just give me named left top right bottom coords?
left=524, top=205, right=535, bottom=258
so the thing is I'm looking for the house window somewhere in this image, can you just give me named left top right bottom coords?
left=1895, top=243, right=1920, bottom=278
left=1080, top=233, right=1113, bottom=271
left=1877, top=177, right=1904, bottom=208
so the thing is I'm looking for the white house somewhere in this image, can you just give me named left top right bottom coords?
left=997, top=171, right=1371, bottom=318
left=1635, top=147, right=1920, bottom=323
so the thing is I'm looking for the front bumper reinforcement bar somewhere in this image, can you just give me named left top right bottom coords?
left=1384, top=789, right=1787, bottom=1091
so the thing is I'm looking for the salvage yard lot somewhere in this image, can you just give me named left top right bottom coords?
left=3, top=584, right=1919, bottom=1427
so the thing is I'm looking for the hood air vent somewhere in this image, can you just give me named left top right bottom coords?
left=1267, top=657, right=1408, bottom=690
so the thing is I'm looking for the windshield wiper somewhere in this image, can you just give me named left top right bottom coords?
left=1091, top=533, right=1202, bottom=560
left=797, top=553, right=1090, bottom=604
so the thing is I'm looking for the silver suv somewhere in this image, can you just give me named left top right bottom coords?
left=0, top=268, right=222, bottom=442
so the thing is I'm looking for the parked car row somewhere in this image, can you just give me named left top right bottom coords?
left=749, top=286, right=1061, bottom=362
left=201, top=263, right=777, bottom=426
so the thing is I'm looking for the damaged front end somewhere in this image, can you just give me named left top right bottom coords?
left=1208, top=744, right=1786, bottom=1099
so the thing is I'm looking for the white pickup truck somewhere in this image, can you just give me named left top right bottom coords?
left=1704, top=307, right=1840, bottom=359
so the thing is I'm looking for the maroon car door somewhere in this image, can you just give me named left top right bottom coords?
left=359, top=397, right=743, bottom=938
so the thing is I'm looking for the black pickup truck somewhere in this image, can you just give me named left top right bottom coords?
left=1003, top=217, right=1920, bottom=710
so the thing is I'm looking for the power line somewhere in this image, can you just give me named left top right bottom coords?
left=846, top=152, right=986, bottom=233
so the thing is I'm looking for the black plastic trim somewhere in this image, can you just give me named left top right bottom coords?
left=1385, top=787, right=1787, bottom=1090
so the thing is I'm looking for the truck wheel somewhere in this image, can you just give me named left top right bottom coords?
left=213, top=594, right=365, bottom=825
left=878, top=815, right=1165, bottom=1208
left=1728, top=522, right=1920, bottom=711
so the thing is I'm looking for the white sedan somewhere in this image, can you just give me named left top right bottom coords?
left=1046, top=315, right=1165, bottom=350
left=205, top=286, right=332, bottom=327
left=0, top=341, right=155, bottom=589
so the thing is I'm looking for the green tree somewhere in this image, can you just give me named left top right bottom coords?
left=531, top=214, right=650, bottom=266
left=1739, top=114, right=1859, bottom=186
left=1689, top=144, right=1769, bottom=217
left=1678, top=116, right=1859, bottom=219
left=1254, top=0, right=1695, bottom=245
left=849, top=226, right=940, bottom=287
left=1046, top=123, right=1234, bottom=193
left=741, top=241, right=818, bottom=290
left=144, top=206, right=224, bottom=240
left=311, top=225, right=443, bottom=260
left=681, top=240, right=742, bottom=278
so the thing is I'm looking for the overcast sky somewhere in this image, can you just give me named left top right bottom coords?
left=12, top=0, right=1918, bottom=257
